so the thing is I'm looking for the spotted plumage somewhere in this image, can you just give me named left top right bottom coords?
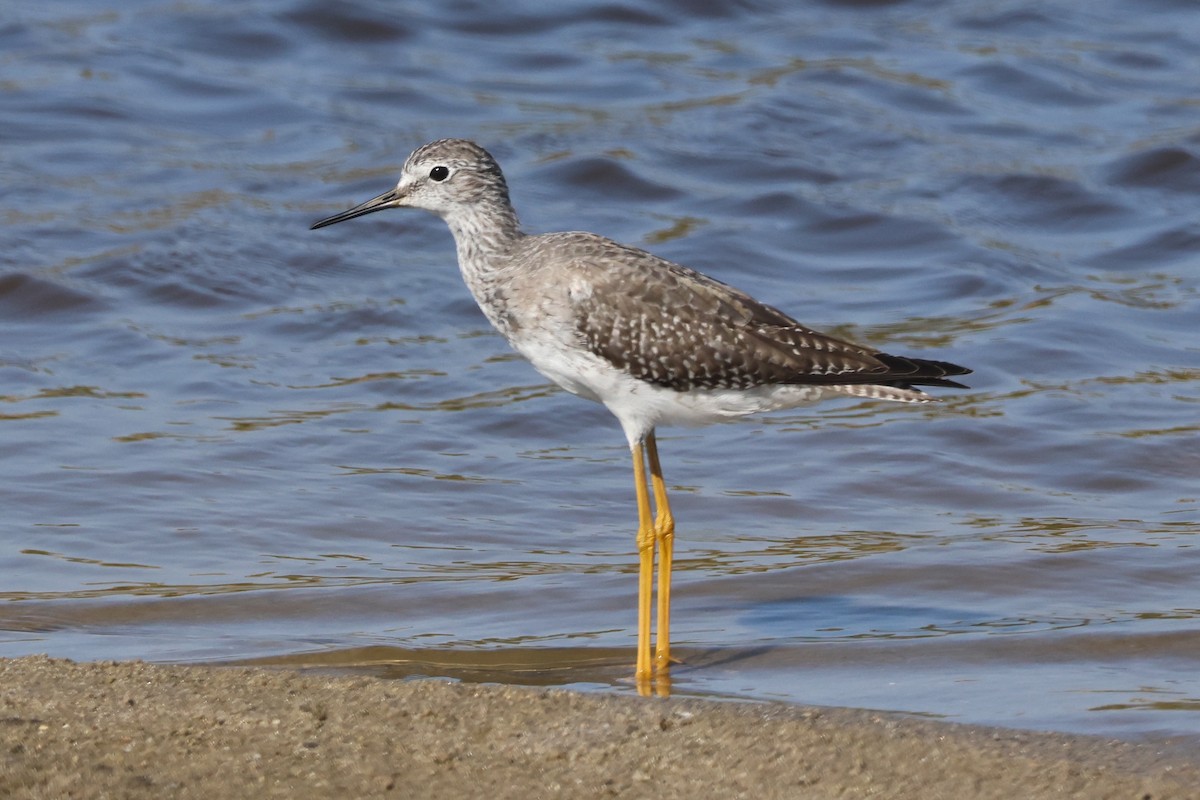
left=311, top=138, right=972, bottom=684
left=559, top=235, right=965, bottom=393
left=312, top=138, right=969, bottom=446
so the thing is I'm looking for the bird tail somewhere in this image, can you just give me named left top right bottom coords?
left=833, top=383, right=938, bottom=403
left=871, top=354, right=971, bottom=390
left=831, top=355, right=971, bottom=402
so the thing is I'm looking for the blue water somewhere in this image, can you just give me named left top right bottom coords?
left=2, top=0, right=1199, bottom=742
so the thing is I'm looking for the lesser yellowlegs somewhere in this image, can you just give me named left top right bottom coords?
left=311, top=139, right=971, bottom=689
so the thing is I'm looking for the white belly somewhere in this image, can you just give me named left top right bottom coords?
left=514, top=337, right=831, bottom=447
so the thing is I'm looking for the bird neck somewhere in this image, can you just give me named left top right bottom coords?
left=444, top=196, right=524, bottom=283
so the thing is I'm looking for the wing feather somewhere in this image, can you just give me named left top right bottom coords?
left=555, top=237, right=969, bottom=392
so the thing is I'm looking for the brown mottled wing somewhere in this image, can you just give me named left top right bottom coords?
left=566, top=239, right=969, bottom=392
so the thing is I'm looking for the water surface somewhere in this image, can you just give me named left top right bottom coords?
left=2, top=0, right=1199, bottom=741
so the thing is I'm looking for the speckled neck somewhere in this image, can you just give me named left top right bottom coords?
left=439, top=189, right=526, bottom=338
left=443, top=180, right=523, bottom=277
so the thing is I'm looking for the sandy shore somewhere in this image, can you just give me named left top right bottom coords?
left=1, top=655, right=1195, bottom=799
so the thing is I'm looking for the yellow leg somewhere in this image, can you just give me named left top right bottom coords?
left=631, top=440, right=655, bottom=688
left=646, top=432, right=675, bottom=673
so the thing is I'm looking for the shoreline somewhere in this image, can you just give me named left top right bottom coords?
left=2, top=655, right=1195, bottom=799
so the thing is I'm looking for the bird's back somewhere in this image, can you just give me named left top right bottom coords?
left=499, top=231, right=969, bottom=398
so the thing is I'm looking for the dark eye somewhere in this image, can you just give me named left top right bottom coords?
left=429, top=165, right=449, bottom=182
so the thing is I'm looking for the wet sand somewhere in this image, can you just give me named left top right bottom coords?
left=1, top=655, right=1194, bottom=799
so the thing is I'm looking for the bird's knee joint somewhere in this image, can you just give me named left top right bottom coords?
left=636, top=528, right=655, bottom=553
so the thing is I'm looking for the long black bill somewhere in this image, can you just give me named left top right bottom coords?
left=310, top=187, right=403, bottom=230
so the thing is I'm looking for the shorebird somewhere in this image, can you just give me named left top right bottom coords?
left=311, top=138, right=970, bottom=688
